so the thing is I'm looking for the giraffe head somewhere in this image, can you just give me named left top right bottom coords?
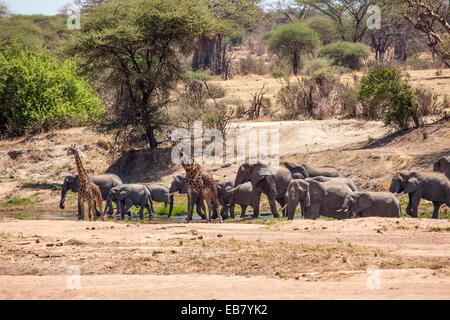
left=67, top=144, right=78, bottom=156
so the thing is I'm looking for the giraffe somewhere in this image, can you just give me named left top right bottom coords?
left=179, top=150, right=221, bottom=223
left=67, top=145, right=104, bottom=221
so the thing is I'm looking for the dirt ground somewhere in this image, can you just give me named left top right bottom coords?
left=0, top=218, right=449, bottom=299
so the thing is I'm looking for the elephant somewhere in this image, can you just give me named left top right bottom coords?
left=389, top=171, right=450, bottom=219
left=60, top=173, right=123, bottom=217
left=217, top=181, right=254, bottom=219
left=309, top=176, right=358, bottom=192
left=233, top=163, right=292, bottom=218
left=146, top=185, right=170, bottom=207
left=433, top=156, right=450, bottom=180
left=281, top=161, right=341, bottom=179
left=168, top=175, right=207, bottom=219
left=338, top=191, right=401, bottom=218
left=286, top=178, right=353, bottom=220
left=105, top=184, right=154, bottom=220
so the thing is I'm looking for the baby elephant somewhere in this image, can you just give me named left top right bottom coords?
left=338, top=191, right=401, bottom=218
left=106, top=184, right=154, bottom=220
left=145, top=185, right=170, bottom=207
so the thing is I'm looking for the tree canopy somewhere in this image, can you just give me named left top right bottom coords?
left=264, top=22, right=319, bottom=75
left=65, top=0, right=219, bottom=149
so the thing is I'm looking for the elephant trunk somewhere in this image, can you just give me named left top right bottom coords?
left=59, top=181, right=68, bottom=209
left=168, top=184, right=178, bottom=217
left=287, top=190, right=300, bottom=220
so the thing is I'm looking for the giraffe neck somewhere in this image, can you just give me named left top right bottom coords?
left=73, top=151, right=89, bottom=185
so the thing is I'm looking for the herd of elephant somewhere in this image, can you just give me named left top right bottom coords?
left=59, top=155, right=450, bottom=221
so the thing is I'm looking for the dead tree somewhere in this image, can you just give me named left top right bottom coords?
left=401, top=0, right=450, bottom=67
left=248, top=84, right=271, bottom=119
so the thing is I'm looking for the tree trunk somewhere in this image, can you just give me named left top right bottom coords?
left=394, top=37, right=407, bottom=61
left=146, top=125, right=158, bottom=150
left=292, top=51, right=299, bottom=75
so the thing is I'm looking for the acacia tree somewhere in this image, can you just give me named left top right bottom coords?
left=297, top=0, right=375, bottom=42
left=65, top=0, right=218, bottom=150
left=264, top=23, right=319, bottom=75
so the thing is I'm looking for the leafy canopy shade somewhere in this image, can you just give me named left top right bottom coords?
left=264, top=23, right=319, bottom=75
left=65, top=0, right=219, bottom=149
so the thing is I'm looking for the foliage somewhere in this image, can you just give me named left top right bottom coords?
left=0, top=15, right=69, bottom=51
left=65, top=0, right=219, bottom=149
left=318, top=41, right=370, bottom=70
left=297, top=0, right=375, bottom=42
left=358, top=68, right=419, bottom=130
left=304, top=15, right=340, bottom=45
left=264, top=22, right=319, bottom=75
left=0, top=42, right=103, bottom=136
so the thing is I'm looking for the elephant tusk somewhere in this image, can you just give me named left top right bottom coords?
left=344, top=209, right=349, bottom=213
left=168, top=192, right=176, bottom=196
left=336, top=209, right=342, bottom=213
left=281, top=204, right=287, bottom=211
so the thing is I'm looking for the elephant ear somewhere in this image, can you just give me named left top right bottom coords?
left=404, top=177, right=421, bottom=193
left=357, top=192, right=374, bottom=211
left=251, top=165, right=271, bottom=186
left=308, top=180, right=328, bottom=202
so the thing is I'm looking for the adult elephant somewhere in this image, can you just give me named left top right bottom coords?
left=217, top=181, right=254, bottom=219
left=60, top=173, right=123, bottom=217
left=281, top=161, right=341, bottom=179
left=338, top=191, right=401, bottom=218
left=168, top=175, right=206, bottom=219
left=433, top=156, right=450, bottom=180
left=389, top=171, right=450, bottom=219
left=309, top=176, right=358, bottom=191
left=105, top=184, right=154, bottom=220
left=286, top=179, right=353, bottom=220
left=233, top=163, right=292, bottom=218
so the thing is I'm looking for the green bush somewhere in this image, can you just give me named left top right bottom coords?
left=0, top=42, right=103, bottom=136
left=358, top=68, right=418, bottom=130
left=318, top=41, right=370, bottom=70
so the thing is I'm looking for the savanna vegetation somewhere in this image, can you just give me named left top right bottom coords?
left=0, top=0, right=448, bottom=145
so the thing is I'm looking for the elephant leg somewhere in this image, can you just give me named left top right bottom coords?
left=230, top=205, right=235, bottom=219
left=268, top=196, right=279, bottom=218
left=276, top=198, right=286, bottom=217
left=122, top=201, right=133, bottom=220
left=406, top=194, right=412, bottom=216
left=304, top=203, right=320, bottom=220
left=93, top=201, right=100, bottom=217
left=240, top=205, right=247, bottom=218
left=432, top=202, right=442, bottom=219
left=137, top=202, right=145, bottom=220
left=409, top=191, right=422, bottom=218
left=251, top=191, right=261, bottom=219
left=193, top=194, right=206, bottom=220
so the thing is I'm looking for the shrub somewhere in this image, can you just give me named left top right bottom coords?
left=0, top=42, right=103, bottom=136
left=358, top=68, right=418, bottom=130
left=414, top=86, right=444, bottom=119
left=238, top=55, right=267, bottom=76
left=318, top=41, right=370, bottom=70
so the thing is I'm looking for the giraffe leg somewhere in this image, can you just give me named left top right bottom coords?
left=186, top=190, right=193, bottom=223
left=97, top=195, right=104, bottom=221
left=79, top=200, right=85, bottom=221
left=211, top=190, right=222, bottom=224
left=199, top=197, right=208, bottom=222
left=87, top=200, right=93, bottom=222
